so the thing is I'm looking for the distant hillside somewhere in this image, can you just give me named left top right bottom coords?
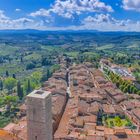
left=0, top=30, right=140, bottom=51
left=0, top=29, right=140, bottom=35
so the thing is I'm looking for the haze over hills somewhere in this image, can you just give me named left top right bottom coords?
left=0, top=29, right=140, bottom=34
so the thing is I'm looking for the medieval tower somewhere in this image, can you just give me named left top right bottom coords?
left=27, top=89, right=52, bottom=140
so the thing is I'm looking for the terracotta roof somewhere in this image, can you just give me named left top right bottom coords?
left=0, top=130, right=18, bottom=140
left=83, top=115, right=97, bottom=124
left=74, top=117, right=84, bottom=128
left=121, top=100, right=135, bottom=110
left=78, top=100, right=90, bottom=116
left=132, top=108, right=140, bottom=120
left=88, top=102, right=100, bottom=114
left=102, top=104, right=116, bottom=114
left=84, top=123, right=96, bottom=130
left=86, top=136, right=105, bottom=140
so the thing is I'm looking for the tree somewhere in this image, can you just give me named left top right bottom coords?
left=120, top=85, right=125, bottom=91
left=41, top=57, right=51, bottom=66
left=26, top=62, right=36, bottom=70
left=127, top=85, right=131, bottom=93
left=116, top=81, right=120, bottom=88
left=132, top=87, right=138, bottom=94
left=47, top=69, right=51, bottom=79
left=20, top=87, right=24, bottom=100
left=27, top=79, right=31, bottom=93
left=24, top=79, right=36, bottom=94
left=0, top=97, right=4, bottom=106
left=4, top=96, right=18, bottom=113
left=0, top=80, right=3, bottom=90
left=12, top=74, right=16, bottom=79
left=51, top=64, right=60, bottom=73
left=17, top=81, right=23, bottom=100
left=4, top=77, right=17, bottom=94
left=20, top=56, right=23, bottom=63
left=130, top=86, right=135, bottom=93
left=41, top=69, right=51, bottom=82
left=137, top=90, right=140, bottom=95
left=31, top=71, right=42, bottom=85
left=122, top=87, right=128, bottom=93
left=6, top=70, right=9, bottom=77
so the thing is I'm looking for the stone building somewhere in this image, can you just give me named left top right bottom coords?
left=27, top=90, right=52, bottom=140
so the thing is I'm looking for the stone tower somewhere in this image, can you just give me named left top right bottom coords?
left=27, top=89, right=52, bottom=140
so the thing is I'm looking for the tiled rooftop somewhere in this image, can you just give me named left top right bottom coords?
left=3, top=63, right=140, bottom=140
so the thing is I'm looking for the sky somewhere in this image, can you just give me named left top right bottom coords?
left=0, top=0, right=140, bottom=31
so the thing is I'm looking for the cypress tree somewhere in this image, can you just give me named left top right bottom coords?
left=17, top=81, right=23, bottom=100
left=27, top=79, right=31, bottom=93
left=12, top=74, right=16, bottom=79
left=0, top=80, right=3, bottom=90
left=20, top=87, right=24, bottom=100
left=47, top=69, right=51, bottom=79
left=6, top=70, right=9, bottom=77
left=21, top=56, right=23, bottom=63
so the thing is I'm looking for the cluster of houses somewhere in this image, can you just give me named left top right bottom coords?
left=42, top=66, right=68, bottom=132
left=1, top=61, right=140, bottom=140
left=54, top=63, right=140, bottom=140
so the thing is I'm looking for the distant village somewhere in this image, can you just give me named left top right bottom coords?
left=0, top=58, right=140, bottom=140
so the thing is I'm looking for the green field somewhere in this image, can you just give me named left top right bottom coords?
left=65, top=51, right=79, bottom=57
left=96, top=44, right=114, bottom=50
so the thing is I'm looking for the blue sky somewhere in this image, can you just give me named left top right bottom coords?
left=0, top=0, right=140, bottom=31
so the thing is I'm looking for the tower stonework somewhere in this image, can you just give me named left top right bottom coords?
left=27, top=90, right=52, bottom=140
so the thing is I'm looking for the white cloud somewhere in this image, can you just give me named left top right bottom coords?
left=82, top=14, right=128, bottom=26
left=30, top=0, right=113, bottom=19
left=0, top=10, right=41, bottom=29
left=12, top=18, right=33, bottom=25
left=15, top=9, right=21, bottom=12
left=0, top=11, right=35, bottom=29
left=81, top=14, right=140, bottom=31
left=83, top=14, right=114, bottom=23
left=0, top=10, right=9, bottom=20
left=11, top=18, right=34, bottom=29
left=122, top=0, right=140, bottom=12
left=30, top=8, right=50, bottom=17
left=0, top=6, right=140, bottom=31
